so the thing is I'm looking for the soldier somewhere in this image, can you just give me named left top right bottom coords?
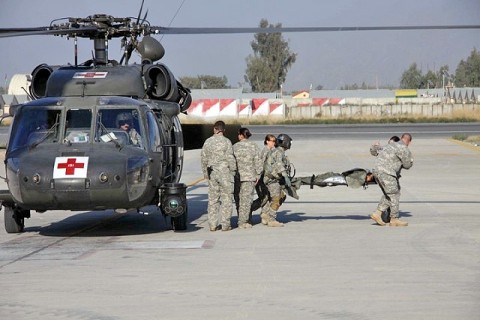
left=261, top=133, right=293, bottom=227
left=116, top=112, right=143, bottom=147
left=233, top=127, right=263, bottom=229
left=370, top=133, right=413, bottom=227
left=370, top=135, right=400, bottom=156
left=201, top=120, right=237, bottom=231
left=261, top=134, right=277, bottom=162
left=249, top=134, right=277, bottom=220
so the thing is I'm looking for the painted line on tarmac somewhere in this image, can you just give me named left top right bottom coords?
left=448, top=138, right=480, bottom=152
left=103, top=240, right=207, bottom=250
left=0, top=213, right=124, bottom=269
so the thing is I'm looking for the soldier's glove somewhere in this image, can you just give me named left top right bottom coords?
left=283, top=175, right=292, bottom=188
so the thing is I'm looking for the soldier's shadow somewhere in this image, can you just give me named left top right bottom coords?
left=274, top=210, right=412, bottom=224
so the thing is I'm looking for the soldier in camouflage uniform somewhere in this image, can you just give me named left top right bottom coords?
left=260, top=134, right=277, bottom=162
left=370, top=133, right=413, bottom=227
left=201, top=121, right=237, bottom=231
left=233, top=127, right=263, bottom=229
left=370, top=135, right=400, bottom=156
left=117, top=112, right=143, bottom=147
left=261, top=134, right=293, bottom=227
left=249, top=134, right=277, bottom=218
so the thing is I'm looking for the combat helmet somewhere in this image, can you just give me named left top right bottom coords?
left=276, top=133, right=292, bottom=150
left=116, top=112, right=134, bottom=128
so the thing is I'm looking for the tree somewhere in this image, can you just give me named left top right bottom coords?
left=400, top=63, right=423, bottom=89
left=422, top=70, right=436, bottom=88
left=436, top=65, right=450, bottom=88
left=179, top=75, right=230, bottom=89
left=455, top=48, right=480, bottom=87
left=245, top=19, right=297, bottom=92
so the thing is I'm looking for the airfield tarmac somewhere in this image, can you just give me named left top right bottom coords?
left=0, top=135, right=479, bottom=319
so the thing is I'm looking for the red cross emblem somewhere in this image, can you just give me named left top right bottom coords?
left=53, top=156, right=89, bottom=179
left=57, top=158, right=85, bottom=175
left=73, top=71, right=108, bottom=79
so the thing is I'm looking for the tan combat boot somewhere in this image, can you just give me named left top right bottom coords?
left=260, top=213, right=269, bottom=225
left=389, top=218, right=408, bottom=227
left=370, top=210, right=386, bottom=226
left=238, top=223, right=252, bottom=229
left=267, top=220, right=284, bottom=227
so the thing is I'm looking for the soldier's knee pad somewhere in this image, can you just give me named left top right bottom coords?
left=270, top=195, right=281, bottom=211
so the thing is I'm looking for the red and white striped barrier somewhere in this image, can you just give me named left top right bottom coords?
left=187, top=98, right=286, bottom=117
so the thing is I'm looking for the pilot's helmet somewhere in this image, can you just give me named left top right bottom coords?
left=116, top=112, right=133, bottom=128
left=276, top=133, right=292, bottom=150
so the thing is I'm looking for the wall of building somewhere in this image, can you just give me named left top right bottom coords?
left=3, top=93, right=479, bottom=119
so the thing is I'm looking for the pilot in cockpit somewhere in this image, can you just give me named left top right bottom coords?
left=116, top=112, right=143, bottom=147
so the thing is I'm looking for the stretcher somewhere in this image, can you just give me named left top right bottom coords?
left=251, top=168, right=391, bottom=223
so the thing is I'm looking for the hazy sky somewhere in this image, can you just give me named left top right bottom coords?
left=1, top=0, right=479, bottom=91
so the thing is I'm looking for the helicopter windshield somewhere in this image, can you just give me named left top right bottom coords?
left=64, top=109, right=92, bottom=143
left=96, top=108, right=144, bottom=148
left=9, top=107, right=62, bottom=151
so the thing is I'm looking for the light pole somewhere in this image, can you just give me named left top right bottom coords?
left=442, top=71, right=450, bottom=102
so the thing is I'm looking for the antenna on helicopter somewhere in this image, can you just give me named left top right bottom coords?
left=120, top=0, right=149, bottom=65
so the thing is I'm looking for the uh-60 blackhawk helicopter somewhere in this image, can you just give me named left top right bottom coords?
left=0, top=3, right=479, bottom=234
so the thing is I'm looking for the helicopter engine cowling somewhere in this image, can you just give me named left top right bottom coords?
left=144, top=64, right=179, bottom=102
left=144, top=64, right=192, bottom=112
left=30, top=64, right=60, bottom=99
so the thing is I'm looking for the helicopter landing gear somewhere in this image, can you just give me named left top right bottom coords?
left=3, top=204, right=30, bottom=233
left=171, top=208, right=188, bottom=231
left=159, top=183, right=188, bottom=231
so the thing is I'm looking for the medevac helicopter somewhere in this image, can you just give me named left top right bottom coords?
left=0, top=2, right=479, bottom=233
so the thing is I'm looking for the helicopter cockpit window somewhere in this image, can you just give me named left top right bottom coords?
left=146, top=112, right=161, bottom=152
left=96, top=108, right=144, bottom=148
left=64, top=109, right=92, bottom=143
left=9, top=107, right=62, bottom=151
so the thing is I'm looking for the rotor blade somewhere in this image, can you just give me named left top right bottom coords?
left=0, top=26, right=99, bottom=38
left=0, top=27, right=49, bottom=33
left=141, top=9, right=149, bottom=25
left=150, top=25, right=480, bottom=35
left=136, top=0, right=145, bottom=24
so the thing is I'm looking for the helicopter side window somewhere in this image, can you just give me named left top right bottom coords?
left=10, top=108, right=61, bottom=150
left=64, top=109, right=92, bottom=143
left=146, top=112, right=161, bottom=152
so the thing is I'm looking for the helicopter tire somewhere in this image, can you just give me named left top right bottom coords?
left=4, top=205, right=27, bottom=233
left=171, top=208, right=188, bottom=231
left=381, top=208, right=391, bottom=223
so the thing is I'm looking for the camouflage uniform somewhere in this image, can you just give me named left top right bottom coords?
left=250, top=145, right=272, bottom=216
left=233, top=139, right=263, bottom=226
left=260, top=145, right=271, bottom=162
left=201, top=134, right=237, bottom=230
left=128, top=128, right=143, bottom=147
left=262, top=147, right=289, bottom=222
left=370, top=143, right=382, bottom=156
left=372, top=141, right=413, bottom=219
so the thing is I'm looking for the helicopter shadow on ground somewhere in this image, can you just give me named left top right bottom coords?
left=35, top=204, right=203, bottom=237
left=185, top=192, right=208, bottom=228
left=35, top=208, right=170, bottom=237
left=32, top=188, right=211, bottom=237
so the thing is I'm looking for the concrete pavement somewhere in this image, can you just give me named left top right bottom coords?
left=0, top=137, right=479, bottom=319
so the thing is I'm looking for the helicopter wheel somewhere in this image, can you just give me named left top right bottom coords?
left=4, top=205, right=28, bottom=233
left=171, top=208, right=188, bottom=231
left=381, top=208, right=391, bottom=223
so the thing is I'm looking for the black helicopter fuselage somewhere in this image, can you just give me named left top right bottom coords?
left=1, top=61, right=190, bottom=232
